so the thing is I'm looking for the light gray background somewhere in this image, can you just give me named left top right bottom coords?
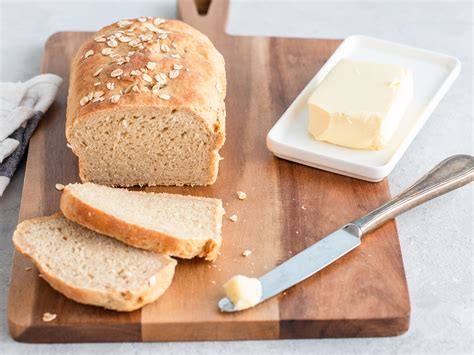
left=0, top=0, right=472, bottom=354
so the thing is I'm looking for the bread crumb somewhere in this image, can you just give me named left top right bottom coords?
left=211, top=280, right=216, bottom=284
left=38, top=274, right=43, bottom=278
left=55, top=183, right=65, bottom=191
left=296, top=231, right=299, bottom=234
left=229, top=214, right=238, bottom=222
left=236, top=191, right=247, bottom=200
left=242, top=250, right=252, bottom=257
left=66, top=143, right=73, bottom=149
left=301, top=205, right=307, bottom=210
left=25, top=267, right=32, bottom=271
left=42, top=312, right=57, bottom=322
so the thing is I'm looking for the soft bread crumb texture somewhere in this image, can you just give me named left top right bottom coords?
left=60, top=182, right=225, bottom=261
left=66, top=18, right=226, bottom=187
left=13, top=214, right=177, bottom=311
left=72, top=108, right=222, bottom=186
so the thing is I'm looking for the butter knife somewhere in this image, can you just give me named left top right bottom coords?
left=219, top=154, right=474, bottom=312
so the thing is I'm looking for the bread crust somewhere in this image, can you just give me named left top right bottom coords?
left=60, top=186, right=223, bottom=261
left=66, top=18, right=226, bottom=186
left=13, top=214, right=177, bottom=312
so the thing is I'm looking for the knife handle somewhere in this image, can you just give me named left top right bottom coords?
left=351, top=154, right=474, bottom=237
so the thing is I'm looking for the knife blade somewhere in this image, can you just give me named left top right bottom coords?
left=218, top=225, right=361, bottom=312
left=218, top=154, right=473, bottom=312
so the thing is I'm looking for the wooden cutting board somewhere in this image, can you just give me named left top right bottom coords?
left=8, top=0, right=410, bottom=342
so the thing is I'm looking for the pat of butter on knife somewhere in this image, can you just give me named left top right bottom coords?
left=307, top=59, right=413, bottom=150
left=224, top=275, right=262, bottom=311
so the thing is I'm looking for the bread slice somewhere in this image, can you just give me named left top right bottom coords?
left=12, top=214, right=177, bottom=312
left=60, top=183, right=225, bottom=261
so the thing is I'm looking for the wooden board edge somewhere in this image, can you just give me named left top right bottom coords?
left=142, top=320, right=279, bottom=342
left=7, top=126, right=44, bottom=341
left=7, top=253, right=31, bottom=342
left=8, top=322, right=142, bottom=343
left=384, top=188, right=412, bottom=328
left=279, top=315, right=410, bottom=339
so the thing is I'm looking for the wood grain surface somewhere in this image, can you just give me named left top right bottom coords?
left=7, top=0, right=410, bottom=342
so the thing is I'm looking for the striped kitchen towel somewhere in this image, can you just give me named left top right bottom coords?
left=0, top=74, right=62, bottom=196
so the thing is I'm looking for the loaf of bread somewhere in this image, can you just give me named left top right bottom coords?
left=66, top=17, right=226, bottom=187
left=60, top=182, right=225, bottom=261
left=13, top=214, right=177, bottom=312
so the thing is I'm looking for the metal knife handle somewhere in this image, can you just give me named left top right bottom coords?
left=351, top=154, right=474, bottom=237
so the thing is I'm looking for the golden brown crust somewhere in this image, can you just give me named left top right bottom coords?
left=12, top=214, right=177, bottom=312
left=60, top=185, right=223, bottom=261
left=66, top=18, right=226, bottom=186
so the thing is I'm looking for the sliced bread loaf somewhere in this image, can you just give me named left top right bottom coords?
left=60, top=183, right=225, bottom=261
left=12, top=214, right=177, bottom=312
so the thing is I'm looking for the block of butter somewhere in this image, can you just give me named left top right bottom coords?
left=224, top=275, right=262, bottom=311
left=307, top=59, right=413, bottom=150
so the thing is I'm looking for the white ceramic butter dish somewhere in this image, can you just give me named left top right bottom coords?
left=266, top=35, right=461, bottom=182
